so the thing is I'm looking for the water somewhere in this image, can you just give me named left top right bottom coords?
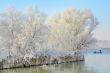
left=1, top=49, right=110, bottom=73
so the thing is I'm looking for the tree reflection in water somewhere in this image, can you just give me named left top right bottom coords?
left=1, top=62, right=97, bottom=73
left=49, top=62, right=97, bottom=73
left=1, top=66, right=52, bottom=73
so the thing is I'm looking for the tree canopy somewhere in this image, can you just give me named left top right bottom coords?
left=0, top=7, right=98, bottom=58
left=49, top=8, right=98, bottom=51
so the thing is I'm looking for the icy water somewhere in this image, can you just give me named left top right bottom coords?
left=1, top=49, right=110, bottom=73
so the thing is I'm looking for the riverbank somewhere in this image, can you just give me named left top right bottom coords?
left=0, top=51, right=84, bottom=70
left=1, top=51, right=110, bottom=73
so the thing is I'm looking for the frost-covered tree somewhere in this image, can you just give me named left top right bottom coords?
left=11, top=7, right=49, bottom=57
left=49, top=8, right=98, bottom=51
left=0, top=7, right=23, bottom=58
left=0, top=7, right=49, bottom=58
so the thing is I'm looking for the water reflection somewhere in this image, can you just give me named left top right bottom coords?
left=50, top=62, right=97, bottom=73
left=0, top=61, right=97, bottom=73
left=2, top=53, right=110, bottom=73
left=0, top=67, right=52, bottom=73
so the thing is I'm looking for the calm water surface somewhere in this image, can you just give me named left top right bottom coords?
left=1, top=49, right=110, bottom=73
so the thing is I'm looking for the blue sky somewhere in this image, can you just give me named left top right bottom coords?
left=0, top=0, right=110, bottom=40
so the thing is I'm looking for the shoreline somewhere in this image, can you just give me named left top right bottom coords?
left=0, top=59, right=84, bottom=70
left=0, top=54, right=84, bottom=70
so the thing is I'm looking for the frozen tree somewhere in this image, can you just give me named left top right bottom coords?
left=0, top=7, right=23, bottom=58
left=0, top=6, right=49, bottom=58
left=49, top=8, right=98, bottom=51
left=11, top=7, right=49, bottom=57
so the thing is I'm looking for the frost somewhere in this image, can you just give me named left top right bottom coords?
left=0, top=7, right=98, bottom=63
left=49, top=8, right=98, bottom=51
